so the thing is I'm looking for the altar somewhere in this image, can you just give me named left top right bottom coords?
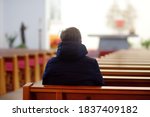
left=88, top=34, right=132, bottom=51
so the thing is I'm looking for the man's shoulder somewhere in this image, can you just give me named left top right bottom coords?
left=47, top=57, right=58, bottom=64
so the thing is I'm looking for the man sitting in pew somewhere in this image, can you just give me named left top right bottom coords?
left=42, top=27, right=104, bottom=86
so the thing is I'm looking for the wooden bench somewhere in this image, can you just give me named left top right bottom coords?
left=98, top=49, right=150, bottom=63
left=104, top=49, right=150, bottom=57
left=103, top=54, right=150, bottom=59
left=101, top=69, right=150, bottom=76
left=23, top=82, right=150, bottom=100
left=98, top=60, right=150, bottom=65
left=104, top=76, right=150, bottom=87
left=0, top=57, right=6, bottom=95
left=100, top=64, right=150, bottom=70
left=99, top=58, right=150, bottom=63
left=98, top=50, right=150, bottom=86
left=2, top=55, right=20, bottom=92
left=98, top=51, right=150, bottom=85
left=0, top=49, right=55, bottom=96
left=0, top=49, right=54, bottom=82
left=1, top=53, right=31, bottom=88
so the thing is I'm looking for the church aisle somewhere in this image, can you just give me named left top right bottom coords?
left=0, top=88, right=22, bottom=100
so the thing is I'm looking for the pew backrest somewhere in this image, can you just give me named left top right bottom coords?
left=23, top=82, right=150, bottom=100
left=104, top=76, right=150, bottom=87
left=101, top=69, right=150, bottom=76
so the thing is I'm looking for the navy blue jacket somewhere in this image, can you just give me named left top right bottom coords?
left=42, top=42, right=104, bottom=86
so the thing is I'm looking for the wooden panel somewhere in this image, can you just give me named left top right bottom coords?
left=29, top=54, right=40, bottom=82
left=17, top=54, right=31, bottom=86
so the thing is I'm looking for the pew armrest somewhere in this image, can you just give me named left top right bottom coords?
left=23, top=82, right=33, bottom=100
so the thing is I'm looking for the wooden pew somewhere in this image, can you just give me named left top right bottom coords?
left=0, top=53, right=31, bottom=91
left=1, top=49, right=46, bottom=82
left=99, top=58, right=150, bottom=63
left=104, top=76, right=150, bottom=87
left=0, top=49, right=54, bottom=95
left=103, top=54, right=150, bottom=59
left=101, top=69, right=150, bottom=76
left=97, top=49, right=150, bottom=86
left=0, top=57, right=6, bottom=95
left=98, top=49, right=150, bottom=61
left=0, top=51, right=35, bottom=93
left=23, top=82, right=150, bottom=100
left=98, top=60, right=150, bottom=65
left=2, top=55, right=20, bottom=92
left=101, top=49, right=150, bottom=55
left=99, top=64, right=150, bottom=70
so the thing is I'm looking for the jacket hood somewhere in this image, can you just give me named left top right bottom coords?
left=56, top=42, right=88, bottom=61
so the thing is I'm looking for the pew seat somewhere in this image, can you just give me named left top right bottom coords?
left=23, top=82, right=150, bottom=100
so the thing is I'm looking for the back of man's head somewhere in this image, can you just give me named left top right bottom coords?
left=60, top=27, right=81, bottom=43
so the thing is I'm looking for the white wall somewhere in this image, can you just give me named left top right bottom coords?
left=131, top=0, right=150, bottom=39
left=1, top=0, right=150, bottom=49
left=61, top=0, right=150, bottom=49
left=0, top=0, right=4, bottom=48
left=3, top=0, right=46, bottom=49
left=61, top=0, right=150, bottom=37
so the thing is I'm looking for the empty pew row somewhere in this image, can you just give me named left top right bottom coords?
left=98, top=49, right=150, bottom=74
left=97, top=50, right=150, bottom=70
left=98, top=49, right=150, bottom=87
left=99, top=55, right=150, bottom=62
left=101, top=69, right=150, bottom=76
left=104, top=49, right=150, bottom=56
left=99, top=52, right=150, bottom=86
left=99, top=50, right=149, bottom=60
left=104, top=76, right=150, bottom=87
left=100, top=64, right=150, bottom=70
left=98, top=63, right=150, bottom=80
left=99, top=55, right=150, bottom=61
left=98, top=60, right=150, bottom=65
left=23, top=82, right=150, bottom=100
left=97, top=59, right=150, bottom=66
left=99, top=58, right=150, bottom=62
left=0, top=49, right=54, bottom=95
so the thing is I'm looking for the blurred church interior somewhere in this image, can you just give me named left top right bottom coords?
left=0, top=0, right=150, bottom=100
